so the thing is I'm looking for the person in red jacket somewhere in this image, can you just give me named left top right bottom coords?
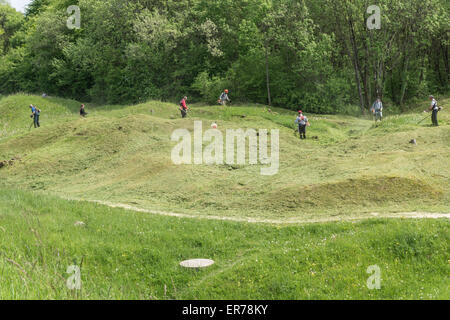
left=180, top=96, right=188, bottom=118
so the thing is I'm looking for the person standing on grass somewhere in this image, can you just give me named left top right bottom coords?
left=180, top=96, right=188, bottom=118
left=295, top=111, right=309, bottom=139
left=219, top=89, right=230, bottom=106
left=371, top=97, right=383, bottom=123
left=424, top=95, right=441, bottom=126
left=30, top=105, right=41, bottom=128
left=295, top=110, right=304, bottom=135
left=80, top=104, right=88, bottom=117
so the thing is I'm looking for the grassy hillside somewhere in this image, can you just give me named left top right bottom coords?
left=0, top=94, right=449, bottom=221
left=0, top=189, right=448, bottom=299
left=0, top=94, right=449, bottom=299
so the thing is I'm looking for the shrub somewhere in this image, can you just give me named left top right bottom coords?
left=192, top=71, right=232, bottom=105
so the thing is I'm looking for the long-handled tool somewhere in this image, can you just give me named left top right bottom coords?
left=418, top=113, right=429, bottom=124
left=180, top=107, right=190, bottom=118
left=28, top=115, right=34, bottom=130
left=293, top=123, right=299, bottom=136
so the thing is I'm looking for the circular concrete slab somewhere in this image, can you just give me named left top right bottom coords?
left=180, top=259, right=215, bottom=269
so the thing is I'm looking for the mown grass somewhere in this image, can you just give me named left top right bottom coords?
left=0, top=94, right=449, bottom=220
left=0, top=94, right=449, bottom=300
left=0, top=188, right=448, bottom=300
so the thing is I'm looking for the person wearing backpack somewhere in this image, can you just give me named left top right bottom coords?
left=424, top=95, right=441, bottom=126
left=371, top=98, right=383, bottom=123
left=295, top=111, right=309, bottom=139
left=218, top=89, right=230, bottom=106
left=33, top=106, right=41, bottom=128
left=180, top=96, right=188, bottom=118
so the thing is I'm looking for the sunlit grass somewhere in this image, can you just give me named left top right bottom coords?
left=0, top=189, right=448, bottom=299
left=0, top=94, right=449, bottom=299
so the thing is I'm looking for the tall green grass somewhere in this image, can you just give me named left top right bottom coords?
left=0, top=189, right=448, bottom=299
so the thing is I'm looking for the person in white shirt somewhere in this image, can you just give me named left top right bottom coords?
left=371, top=98, right=383, bottom=122
left=295, top=111, right=310, bottom=139
left=424, top=95, right=440, bottom=126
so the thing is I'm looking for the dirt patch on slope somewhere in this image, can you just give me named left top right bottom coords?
left=0, top=157, right=21, bottom=169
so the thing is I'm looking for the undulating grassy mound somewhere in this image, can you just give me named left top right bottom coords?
left=0, top=94, right=81, bottom=139
left=267, top=176, right=443, bottom=210
left=1, top=94, right=449, bottom=300
left=0, top=94, right=449, bottom=220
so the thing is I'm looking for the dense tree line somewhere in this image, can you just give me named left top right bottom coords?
left=0, top=0, right=448, bottom=113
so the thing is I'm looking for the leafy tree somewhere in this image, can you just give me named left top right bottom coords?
left=25, top=0, right=51, bottom=17
left=0, top=0, right=447, bottom=110
left=0, top=1, right=24, bottom=54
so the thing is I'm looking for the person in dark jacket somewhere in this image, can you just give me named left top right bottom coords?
left=80, top=104, right=88, bottom=117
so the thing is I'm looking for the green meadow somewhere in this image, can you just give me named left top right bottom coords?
left=0, top=94, right=449, bottom=299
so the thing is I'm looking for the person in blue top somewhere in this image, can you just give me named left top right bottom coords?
left=29, top=104, right=41, bottom=128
